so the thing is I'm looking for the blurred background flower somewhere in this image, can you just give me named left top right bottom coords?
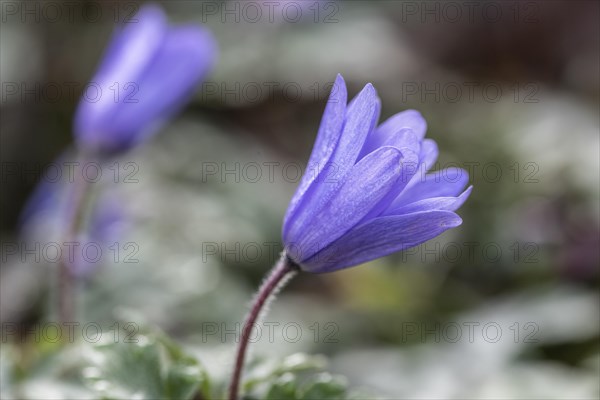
left=74, top=3, right=217, bottom=154
left=1, top=1, right=598, bottom=398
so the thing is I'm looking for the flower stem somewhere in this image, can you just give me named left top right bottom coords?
left=58, top=153, right=91, bottom=325
left=228, top=253, right=298, bottom=400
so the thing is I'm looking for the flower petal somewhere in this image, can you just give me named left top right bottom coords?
left=386, top=167, right=469, bottom=212
left=374, top=109, right=427, bottom=141
left=283, top=82, right=380, bottom=243
left=332, top=83, right=381, bottom=171
left=406, top=138, right=438, bottom=186
left=74, top=4, right=167, bottom=150
left=418, top=139, right=439, bottom=171
left=283, top=74, right=347, bottom=235
left=390, top=185, right=473, bottom=214
left=359, top=127, right=421, bottom=160
left=285, top=146, right=404, bottom=263
left=108, top=25, right=217, bottom=147
left=302, top=210, right=462, bottom=273
left=359, top=146, right=420, bottom=221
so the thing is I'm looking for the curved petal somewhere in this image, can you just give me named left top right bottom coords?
left=359, top=127, right=420, bottom=160
left=418, top=139, right=439, bottom=170
left=74, top=4, right=167, bottom=150
left=406, top=138, right=438, bottom=188
left=359, top=146, right=420, bottom=222
left=386, top=167, right=469, bottom=212
left=283, top=74, right=347, bottom=235
left=94, top=5, right=167, bottom=83
left=285, top=146, right=404, bottom=263
left=370, top=109, right=427, bottom=144
left=283, top=82, right=380, bottom=243
left=332, top=83, right=381, bottom=172
left=302, top=210, right=462, bottom=273
left=108, top=25, right=217, bottom=148
left=390, top=185, right=473, bottom=215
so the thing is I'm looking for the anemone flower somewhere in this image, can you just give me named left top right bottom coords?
left=74, top=4, right=217, bottom=154
left=51, top=4, right=216, bottom=324
left=283, top=74, right=471, bottom=272
left=228, top=74, right=471, bottom=399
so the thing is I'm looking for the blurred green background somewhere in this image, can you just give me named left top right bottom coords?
left=1, top=0, right=599, bottom=398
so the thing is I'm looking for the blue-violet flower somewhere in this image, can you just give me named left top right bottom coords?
left=283, top=74, right=472, bottom=273
left=74, top=4, right=217, bottom=153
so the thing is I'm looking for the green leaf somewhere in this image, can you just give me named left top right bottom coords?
left=4, top=319, right=212, bottom=400
left=165, top=362, right=207, bottom=400
left=298, top=373, right=348, bottom=399
left=264, top=373, right=298, bottom=399
left=241, top=353, right=382, bottom=400
left=81, top=333, right=209, bottom=400
left=244, top=353, right=328, bottom=391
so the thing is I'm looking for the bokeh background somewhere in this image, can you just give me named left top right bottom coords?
left=1, top=0, right=599, bottom=398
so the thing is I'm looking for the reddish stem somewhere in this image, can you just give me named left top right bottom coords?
left=228, top=255, right=298, bottom=400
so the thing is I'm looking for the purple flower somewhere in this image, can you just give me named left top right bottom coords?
left=74, top=4, right=217, bottom=154
left=282, top=74, right=472, bottom=273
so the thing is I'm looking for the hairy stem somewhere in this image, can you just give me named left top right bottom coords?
left=58, top=153, right=91, bottom=325
left=228, top=254, right=298, bottom=400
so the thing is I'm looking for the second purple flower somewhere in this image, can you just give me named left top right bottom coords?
left=74, top=4, right=217, bottom=154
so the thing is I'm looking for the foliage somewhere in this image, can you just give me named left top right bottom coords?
left=0, top=323, right=378, bottom=400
